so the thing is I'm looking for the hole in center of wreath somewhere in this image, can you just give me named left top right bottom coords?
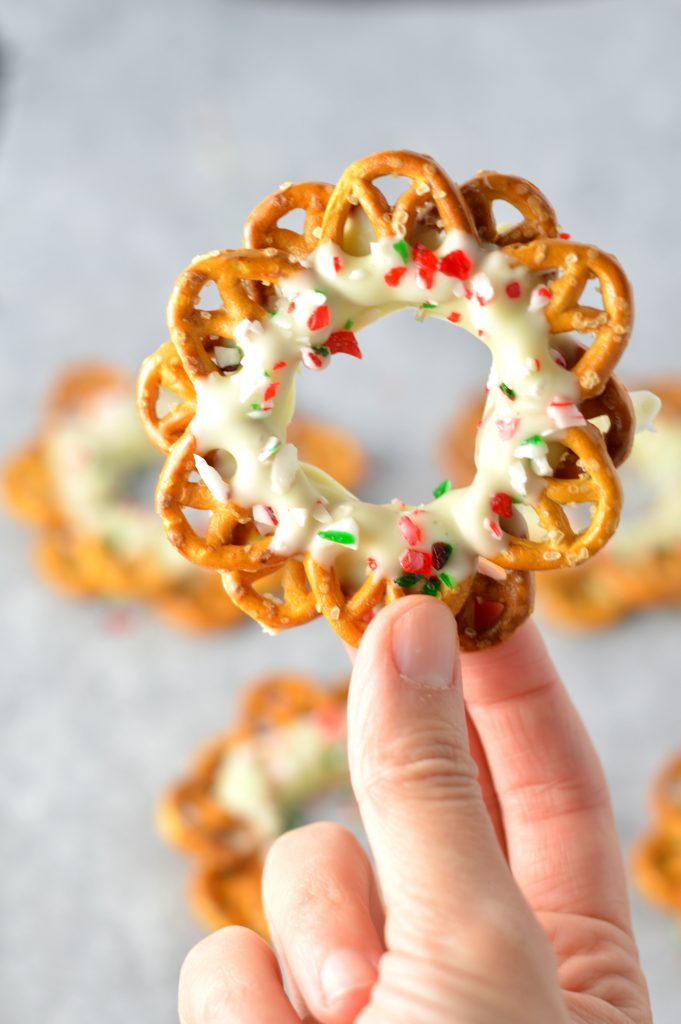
left=294, top=309, right=490, bottom=508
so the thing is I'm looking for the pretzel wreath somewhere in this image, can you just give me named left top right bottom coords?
left=157, top=673, right=351, bottom=933
left=139, top=150, right=634, bottom=651
left=4, top=365, right=364, bottom=630
left=633, top=754, right=681, bottom=923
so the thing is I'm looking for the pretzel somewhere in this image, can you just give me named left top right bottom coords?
left=535, top=381, right=677, bottom=629
left=632, top=753, right=681, bottom=921
left=157, top=674, right=351, bottom=933
left=4, top=364, right=365, bottom=629
left=140, top=149, right=635, bottom=650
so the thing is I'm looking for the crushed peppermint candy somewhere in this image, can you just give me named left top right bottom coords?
left=547, top=396, right=586, bottom=429
left=472, top=272, right=494, bottom=306
left=439, top=249, right=472, bottom=280
left=399, top=514, right=421, bottom=547
left=301, top=346, right=329, bottom=371
left=495, top=417, right=520, bottom=441
left=312, top=500, right=333, bottom=524
left=508, top=460, right=528, bottom=495
left=326, top=331, right=362, bottom=358
left=399, top=549, right=433, bottom=575
left=385, top=266, right=408, bottom=287
left=490, top=492, right=513, bottom=518
left=529, top=285, right=552, bottom=311
left=257, top=436, right=281, bottom=462
left=193, top=454, right=231, bottom=503
left=307, top=304, right=330, bottom=332
left=253, top=504, right=278, bottom=534
left=483, top=516, right=503, bottom=540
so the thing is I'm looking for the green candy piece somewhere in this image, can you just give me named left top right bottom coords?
left=432, top=478, right=452, bottom=499
left=317, top=529, right=356, bottom=545
left=394, top=572, right=422, bottom=588
left=393, top=239, right=410, bottom=264
left=422, top=577, right=441, bottom=597
left=439, top=572, right=455, bottom=589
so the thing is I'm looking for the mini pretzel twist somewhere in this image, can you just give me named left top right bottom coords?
left=320, top=149, right=478, bottom=245
left=508, top=239, right=632, bottom=399
left=461, top=171, right=558, bottom=246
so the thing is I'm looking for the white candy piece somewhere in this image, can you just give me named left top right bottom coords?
left=547, top=396, right=586, bottom=430
left=271, top=443, right=299, bottom=495
left=508, top=460, right=528, bottom=495
left=193, top=454, right=230, bottom=503
left=258, top=436, right=282, bottom=462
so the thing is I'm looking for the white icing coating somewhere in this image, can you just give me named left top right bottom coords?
left=190, top=231, right=582, bottom=590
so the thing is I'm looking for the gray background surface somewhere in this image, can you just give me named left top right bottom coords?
left=1, top=0, right=680, bottom=1021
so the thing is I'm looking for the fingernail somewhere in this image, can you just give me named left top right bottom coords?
left=320, top=948, right=376, bottom=1006
left=392, top=600, right=457, bottom=688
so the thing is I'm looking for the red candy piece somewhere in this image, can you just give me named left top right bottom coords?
left=413, top=244, right=438, bottom=289
left=399, top=514, right=422, bottom=547
left=447, top=311, right=461, bottom=323
left=326, top=330, right=362, bottom=359
left=333, top=256, right=343, bottom=273
left=495, top=417, right=520, bottom=441
left=367, top=556, right=378, bottom=571
left=439, top=249, right=472, bottom=280
left=505, top=281, right=521, bottom=299
left=263, top=381, right=281, bottom=403
left=559, top=232, right=571, bottom=240
left=308, top=304, right=330, bottom=331
left=399, top=549, right=433, bottom=576
left=384, top=266, right=408, bottom=287
left=413, top=243, right=438, bottom=271
left=473, top=596, right=505, bottom=632
left=273, top=360, right=287, bottom=370
left=490, top=491, right=513, bottom=519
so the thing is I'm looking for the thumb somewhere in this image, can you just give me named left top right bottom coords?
left=347, top=595, right=521, bottom=951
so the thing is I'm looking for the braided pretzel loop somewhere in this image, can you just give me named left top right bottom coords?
left=244, top=181, right=334, bottom=259
left=223, top=559, right=319, bottom=631
left=507, top=240, right=632, bottom=399
left=461, top=171, right=558, bottom=246
left=138, top=340, right=195, bottom=453
left=320, top=149, right=478, bottom=246
left=305, top=553, right=474, bottom=647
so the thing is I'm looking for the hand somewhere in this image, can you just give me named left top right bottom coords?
left=178, top=596, right=652, bottom=1023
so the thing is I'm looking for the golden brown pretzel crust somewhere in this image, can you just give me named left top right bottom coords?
left=140, top=149, right=634, bottom=650
left=157, top=674, right=349, bottom=934
left=536, top=381, right=681, bottom=629
left=632, top=754, right=681, bottom=920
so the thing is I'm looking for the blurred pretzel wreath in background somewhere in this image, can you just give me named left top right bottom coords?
left=158, top=673, right=350, bottom=933
left=3, top=365, right=365, bottom=629
left=139, top=150, right=635, bottom=651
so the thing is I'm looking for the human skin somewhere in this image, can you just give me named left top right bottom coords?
left=178, top=597, right=653, bottom=1023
